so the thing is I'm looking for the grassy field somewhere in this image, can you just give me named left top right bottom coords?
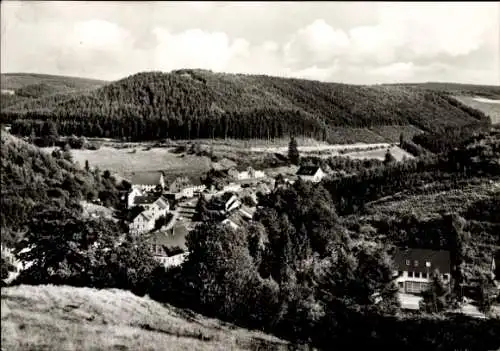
left=46, top=146, right=214, bottom=178
left=1, top=284, right=290, bottom=351
left=42, top=140, right=412, bottom=179
left=454, top=95, right=500, bottom=124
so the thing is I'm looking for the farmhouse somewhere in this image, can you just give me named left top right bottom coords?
left=147, top=231, right=189, bottom=268
left=168, top=176, right=206, bottom=199
left=296, top=166, right=326, bottom=183
left=127, top=187, right=143, bottom=208
left=129, top=212, right=155, bottom=234
left=393, top=248, right=451, bottom=294
left=130, top=172, right=165, bottom=192
left=133, top=195, right=170, bottom=214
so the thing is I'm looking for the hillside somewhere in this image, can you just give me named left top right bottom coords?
left=0, top=73, right=107, bottom=109
left=0, top=131, right=126, bottom=244
left=1, top=70, right=492, bottom=143
left=1, top=284, right=290, bottom=351
left=386, top=82, right=500, bottom=99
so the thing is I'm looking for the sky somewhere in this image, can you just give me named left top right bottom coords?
left=1, top=1, right=499, bottom=85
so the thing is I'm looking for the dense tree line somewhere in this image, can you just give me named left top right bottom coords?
left=322, top=130, right=500, bottom=215
left=1, top=70, right=491, bottom=142
left=0, top=132, right=127, bottom=245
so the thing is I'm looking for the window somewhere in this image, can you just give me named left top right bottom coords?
left=398, top=270, right=403, bottom=277
left=408, top=271, right=414, bottom=278
left=426, top=261, right=431, bottom=268
left=405, top=260, right=410, bottom=266
left=443, top=274, right=449, bottom=280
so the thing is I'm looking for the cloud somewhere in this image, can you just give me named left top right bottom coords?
left=1, top=2, right=498, bottom=84
left=284, top=19, right=350, bottom=66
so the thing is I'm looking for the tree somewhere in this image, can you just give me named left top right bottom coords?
left=288, top=136, right=300, bottom=165
left=63, top=144, right=73, bottom=162
left=383, top=149, right=396, bottom=166
left=41, top=120, right=58, bottom=147
left=85, top=160, right=90, bottom=172
left=14, top=203, right=121, bottom=286
left=420, top=271, right=451, bottom=313
left=182, top=222, right=261, bottom=320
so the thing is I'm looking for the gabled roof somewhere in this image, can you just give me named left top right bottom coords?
left=393, top=248, right=451, bottom=274
left=296, top=166, right=322, bottom=176
left=132, top=211, right=152, bottom=222
left=134, top=195, right=159, bottom=205
left=154, top=197, right=169, bottom=209
left=239, top=205, right=257, bottom=219
left=131, top=172, right=163, bottom=185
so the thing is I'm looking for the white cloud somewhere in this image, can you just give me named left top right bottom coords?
left=1, top=2, right=498, bottom=84
left=284, top=19, right=350, bottom=66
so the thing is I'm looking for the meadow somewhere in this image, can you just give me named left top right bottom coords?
left=1, top=284, right=290, bottom=351
left=454, top=95, right=500, bottom=124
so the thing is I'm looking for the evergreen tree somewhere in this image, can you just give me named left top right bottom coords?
left=420, top=271, right=451, bottom=313
left=288, top=136, right=300, bottom=165
left=383, top=149, right=396, bottom=166
left=85, top=160, right=90, bottom=172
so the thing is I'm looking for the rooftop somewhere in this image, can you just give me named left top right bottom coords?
left=393, top=248, right=451, bottom=274
left=296, top=165, right=322, bottom=176
left=131, top=172, right=163, bottom=185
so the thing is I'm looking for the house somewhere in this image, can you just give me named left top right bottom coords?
left=134, top=195, right=170, bottom=216
left=220, top=192, right=241, bottom=213
left=168, top=177, right=206, bottom=199
left=237, top=167, right=266, bottom=181
left=393, top=248, right=451, bottom=294
left=296, top=166, right=326, bottom=183
left=129, top=212, right=155, bottom=234
left=146, top=231, right=189, bottom=268
left=130, top=172, right=165, bottom=192
left=127, top=187, right=144, bottom=208
left=239, top=205, right=257, bottom=220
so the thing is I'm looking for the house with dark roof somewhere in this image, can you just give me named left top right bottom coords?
left=129, top=212, right=155, bottom=234
left=130, top=172, right=165, bottom=192
left=129, top=195, right=170, bottom=234
left=296, top=166, right=326, bottom=183
left=393, top=248, right=451, bottom=294
left=146, top=231, right=189, bottom=268
left=167, top=176, right=206, bottom=199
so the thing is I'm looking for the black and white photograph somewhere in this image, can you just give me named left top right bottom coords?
left=1, top=1, right=500, bottom=350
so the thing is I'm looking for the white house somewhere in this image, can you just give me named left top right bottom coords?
left=134, top=196, right=170, bottom=217
left=130, top=172, right=165, bottom=192
left=168, top=177, right=206, bottom=199
left=129, top=212, right=155, bottom=234
left=296, top=166, right=326, bottom=183
left=127, top=187, right=144, bottom=208
left=236, top=167, right=266, bottom=181
left=393, top=248, right=451, bottom=294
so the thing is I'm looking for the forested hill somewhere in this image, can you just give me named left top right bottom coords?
left=1, top=73, right=107, bottom=110
left=0, top=130, right=127, bottom=245
left=2, top=69, right=491, bottom=142
left=384, top=82, right=500, bottom=99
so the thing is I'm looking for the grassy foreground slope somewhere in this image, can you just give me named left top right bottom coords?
left=2, top=70, right=491, bottom=143
left=1, top=284, right=290, bottom=351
